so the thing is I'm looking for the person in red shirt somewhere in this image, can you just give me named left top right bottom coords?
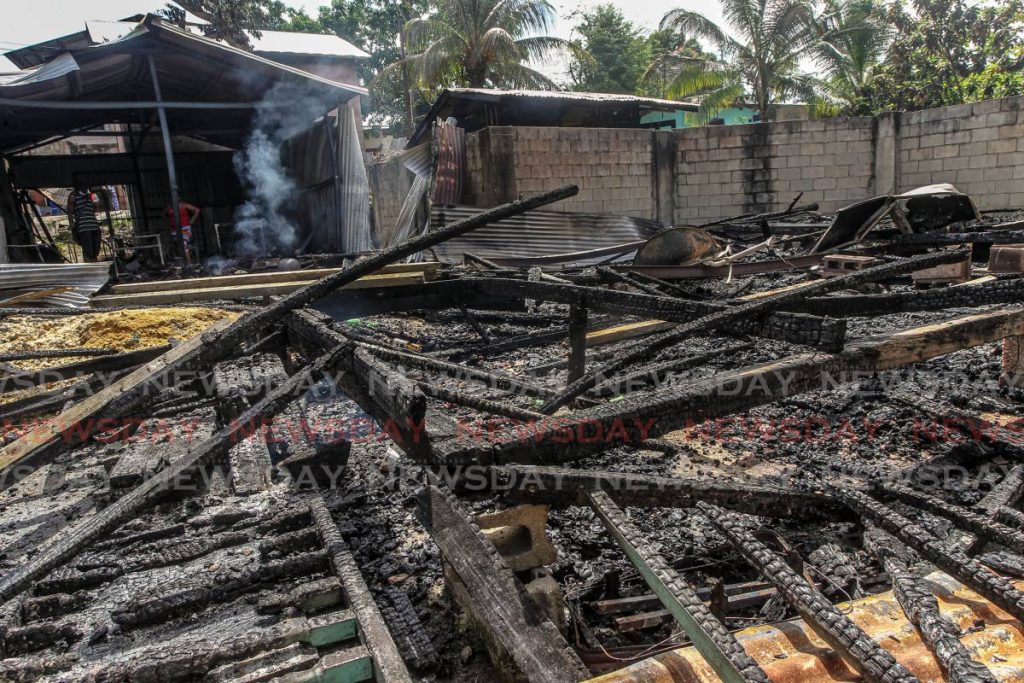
left=165, top=200, right=200, bottom=265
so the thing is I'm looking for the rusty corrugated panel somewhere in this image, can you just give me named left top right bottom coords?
left=430, top=121, right=464, bottom=205
left=428, top=205, right=662, bottom=266
left=587, top=572, right=1024, bottom=683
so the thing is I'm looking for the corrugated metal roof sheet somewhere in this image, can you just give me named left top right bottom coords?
left=443, top=88, right=700, bottom=110
left=428, top=204, right=663, bottom=267
left=83, top=21, right=370, bottom=59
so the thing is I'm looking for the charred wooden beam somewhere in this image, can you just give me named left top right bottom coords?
left=457, top=302, right=492, bottom=345
left=539, top=249, right=967, bottom=413
left=829, top=485, right=1024, bottom=622
left=567, top=300, right=588, bottom=384
left=597, top=266, right=666, bottom=297
left=417, top=382, right=544, bottom=421
left=864, top=526, right=997, bottom=683
left=0, top=345, right=170, bottom=394
left=449, top=465, right=853, bottom=520
left=0, top=348, right=115, bottom=363
left=588, top=491, right=769, bottom=683
left=417, top=483, right=589, bottom=682
left=785, top=276, right=1024, bottom=317
left=288, top=309, right=562, bottom=404
left=876, top=482, right=1024, bottom=555
left=980, top=466, right=1024, bottom=514
left=0, top=344, right=352, bottom=605
left=434, top=307, right=1024, bottom=466
left=697, top=502, right=918, bottom=683
left=469, top=278, right=847, bottom=350
left=589, top=342, right=752, bottom=398
left=309, top=495, right=413, bottom=683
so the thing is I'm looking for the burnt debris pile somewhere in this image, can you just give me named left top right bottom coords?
left=5, top=186, right=1024, bottom=682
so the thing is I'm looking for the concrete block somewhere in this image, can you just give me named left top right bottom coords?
left=988, top=137, right=1018, bottom=153
left=823, top=254, right=880, bottom=277
left=912, top=256, right=971, bottom=285
left=971, top=127, right=999, bottom=142
left=988, top=244, right=1024, bottom=273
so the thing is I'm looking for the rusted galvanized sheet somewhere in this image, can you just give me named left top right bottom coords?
left=587, top=572, right=1024, bottom=683
left=429, top=205, right=662, bottom=266
left=431, top=120, right=464, bottom=206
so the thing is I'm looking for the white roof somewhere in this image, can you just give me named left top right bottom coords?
left=84, top=20, right=369, bottom=59
left=252, top=29, right=368, bottom=59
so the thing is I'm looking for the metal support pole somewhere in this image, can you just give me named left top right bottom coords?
left=567, top=299, right=588, bottom=384
left=147, top=55, right=186, bottom=262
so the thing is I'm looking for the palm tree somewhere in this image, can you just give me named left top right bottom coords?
left=810, top=0, right=891, bottom=113
left=646, top=0, right=820, bottom=122
left=384, top=0, right=579, bottom=97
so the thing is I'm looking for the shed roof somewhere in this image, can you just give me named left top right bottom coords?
left=0, top=15, right=366, bottom=153
left=6, top=19, right=369, bottom=70
left=408, top=87, right=699, bottom=146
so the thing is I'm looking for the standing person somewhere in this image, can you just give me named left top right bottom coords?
left=66, top=187, right=102, bottom=263
left=165, top=200, right=200, bottom=265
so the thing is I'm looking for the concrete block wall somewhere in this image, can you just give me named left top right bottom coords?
left=674, top=117, right=876, bottom=223
left=510, top=127, right=656, bottom=218
left=897, top=96, right=1024, bottom=208
left=367, top=95, right=1024, bottom=235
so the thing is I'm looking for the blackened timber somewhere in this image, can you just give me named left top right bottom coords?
left=0, top=348, right=115, bottom=363
left=352, top=348, right=427, bottom=455
left=0, top=187, right=576, bottom=489
left=433, top=307, right=1024, bottom=466
left=288, top=309, right=561, bottom=403
left=455, top=465, right=853, bottom=521
left=0, top=345, right=170, bottom=394
left=876, top=483, right=1024, bottom=555
left=468, top=278, right=846, bottom=350
left=597, top=266, right=666, bottom=297
left=829, top=486, right=1024, bottom=622
left=0, top=344, right=352, bottom=604
left=697, top=503, right=919, bottom=683
left=309, top=495, right=413, bottom=683
left=893, top=229, right=1024, bottom=246
left=589, top=342, right=753, bottom=398
left=587, top=491, right=769, bottom=683
left=863, top=526, right=997, bottom=683
left=417, top=382, right=544, bottom=421
left=417, top=484, right=589, bottom=682
left=979, top=466, right=1024, bottom=514
left=567, top=300, right=588, bottom=384
left=540, top=249, right=969, bottom=414
left=785, top=276, right=1024, bottom=317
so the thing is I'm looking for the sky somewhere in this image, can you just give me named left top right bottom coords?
left=0, top=0, right=727, bottom=79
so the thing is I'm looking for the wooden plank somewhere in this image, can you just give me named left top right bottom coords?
left=0, top=286, right=73, bottom=307
left=109, top=262, right=439, bottom=294
left=585, top=320, right=676, bottom=347
left=92, top=273, right=426, bottom=307
left=734, top=279, right=820, bottom=301
left=0, top=317, right=233, bottom=475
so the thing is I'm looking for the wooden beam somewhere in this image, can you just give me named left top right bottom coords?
left=108, top=263, right=440, bottom=294
left=91, top=273, right=426, bottom=307
left=586, top=320, right=676, bottom=346
left=0, top=317, right=232, bottom=481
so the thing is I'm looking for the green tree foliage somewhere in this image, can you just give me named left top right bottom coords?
left=162, top=0, right=284, bottom=49
left=808, top=0, right=890, bottom=114
left=385, top=0, right=579, bottom=98
left=863, top=0, right=1024, bottom=112
left=650, top=0, right=821, bottom=122
left=568, top=5, right=648, bottom=94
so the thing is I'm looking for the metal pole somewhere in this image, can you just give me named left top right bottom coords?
left=147, top=55, right=186, bottom=262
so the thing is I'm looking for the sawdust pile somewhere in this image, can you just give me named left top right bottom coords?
left=0, top=307, right=240, bottom=361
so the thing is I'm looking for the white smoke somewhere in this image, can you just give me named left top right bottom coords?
left=232, top=81, right=336, bottom=256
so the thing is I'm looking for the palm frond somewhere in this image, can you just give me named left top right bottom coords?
left=660, top=9, right=744, bottom=57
